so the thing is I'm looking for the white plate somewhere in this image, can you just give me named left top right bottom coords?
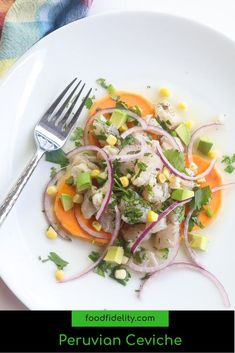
left=0, top=11, right=235, bottom=310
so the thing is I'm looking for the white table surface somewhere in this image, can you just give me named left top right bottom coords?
left=1, top=0, right=235, bottom=310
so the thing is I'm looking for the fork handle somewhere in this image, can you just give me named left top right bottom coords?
left=0, top=149, right=44, bottom=226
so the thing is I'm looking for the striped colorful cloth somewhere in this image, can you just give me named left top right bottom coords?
left=0, top=0, right=92, bottom=76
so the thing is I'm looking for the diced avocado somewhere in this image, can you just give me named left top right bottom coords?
left=171, top=188, right=194, bottom=201
left=198, top=138, right=213, bottom=155
left=189, top=233, right=208, bottom=251
left=110, top=109, right=128, bottom=129
left=60, top=193, right=73, bottom=212
left=76, top=172, right=92, bottom=192
left=175, top=123, right=190, bottom=145
left=104, top=246, right=124, bottom=264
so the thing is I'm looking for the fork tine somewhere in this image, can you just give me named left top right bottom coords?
left=58, top=83, right=85, bottom=127
left=64, top=88, right=92, bottom=132
left=51, top=80, right=82, bottom=123
left=42, top=77, right=78, bottom=120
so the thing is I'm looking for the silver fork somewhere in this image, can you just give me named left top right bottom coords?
left=0, top=78, right=91, bottom=225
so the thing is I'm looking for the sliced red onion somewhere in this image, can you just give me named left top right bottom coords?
left=84, top=108, right=147, bottom=145
left=61, top=206, right=121, bottom=283
left=183, top=208, right=203, bottom=267
left=156, top=141, right=217, bottom=181
left=187, top=122, right=223, bottom=164
left=139, top=261, right=230, bottom=307
left=131, top=199, right=192, bottom=253
left=66, top=145, right=113, bottom=220
left=212, top=182, right=235, bottom=193
left=43, top=170, right=71, bottom=241
left=121, top=125, right=183, bottom=151
left=74, top=207, right=110, bottom=239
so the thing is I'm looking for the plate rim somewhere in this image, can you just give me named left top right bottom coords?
left=1, top=10, right=235, bottom=310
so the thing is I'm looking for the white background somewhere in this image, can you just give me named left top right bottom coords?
left=1, top=0, right=235, bottom=310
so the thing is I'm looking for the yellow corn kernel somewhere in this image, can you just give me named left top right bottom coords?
left=147, top=210, right=159, bottom=222
left=92, top=221, right=102, bottom=232
left=46, top=226, right=58, bottom=240
left=185, top=120, right=193, bottom=129
left=106, top=134, right=117, bottom=146
left=177, top=101, right=187, bottom=110
left=73, top=194, right=83, bottom=204
left=55, top=270, right=65, bottom=281
left=163, top=167, right=170, bottom=180
left=197, top=177, right=206, bottom=184
left=119, top=123, right=128, bottom=132
left=119, top=176, right=129, bottom=187
left=91, top=169, right=101, bottom=178
left=208, top=150, right=217, bottom=159
left=159, top=87, right=170, bottom=97
left=46, top=185, right=58, bottom=196
left=157, top=173, right=167, bottom=184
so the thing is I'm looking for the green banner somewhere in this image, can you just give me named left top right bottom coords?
left=72, top=310, right=169, bottom=327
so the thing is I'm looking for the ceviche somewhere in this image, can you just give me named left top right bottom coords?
left=42, top=81, right=235, bottom=307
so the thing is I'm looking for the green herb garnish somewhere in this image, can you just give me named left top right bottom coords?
left=191, top=186, right=212, bottom=211
left=222, top=154, right=235, bottom=173
left=189, top=213, right=205, bottom=232
left=131, top=105, right=142, bottom=116
left=96, top=78, right=116, bottom=94
left=70, top=127, right=84, bottom=147
left=84, top=95, right=95, bottom=109
left=133, top=249, right=148, bottom=264
left=123, top=207, right=143, bottom=224
left=50, top=167, right=57, bottom=178
left=121, top=135, right=135, bottom=148
left=137, top=161, right=147, bottom=172
left=116, top=100, right=129, bottom=110
left=40, top=252, right=69, bottom=270
left=45, top=149, right=69, bottom=168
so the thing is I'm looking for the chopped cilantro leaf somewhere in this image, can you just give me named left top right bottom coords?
left=111, top=95, right=120, bottom=102
left=96, top=78, right=115, bottom=94
left=131, top=105, right=142, bottom=116
left=137, top=161, right=147, bottom=172
left=225, top=165, right=235, bottom=174
left=84, top=95, right=95, bottom=109
left=96, top=78, right=108, bottom=88
left=191, top=186, right=212, bottom=211
left=189, top=213, right=205, bottom=232
left=70, top=127, right=84, bottom=147
left=107, top=84, right=115, bottom=94
left=221, top=153, right=235, bottom=173
left=116, top=100, right=129, bottom=110
left=45, top=149, right=69, bottom=168
left=40, top=252, right=69, bottom=270
left=88, top=251, right=100, bottom=262
left=123, top=207, right=143, bottom=224
left=173, top=205, right=185, bottom=223
left=50, top=167, right=57, bottom=178
left=121, top=135, right=135, bottom=148
left=133, top=249, right=148, bottom=264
